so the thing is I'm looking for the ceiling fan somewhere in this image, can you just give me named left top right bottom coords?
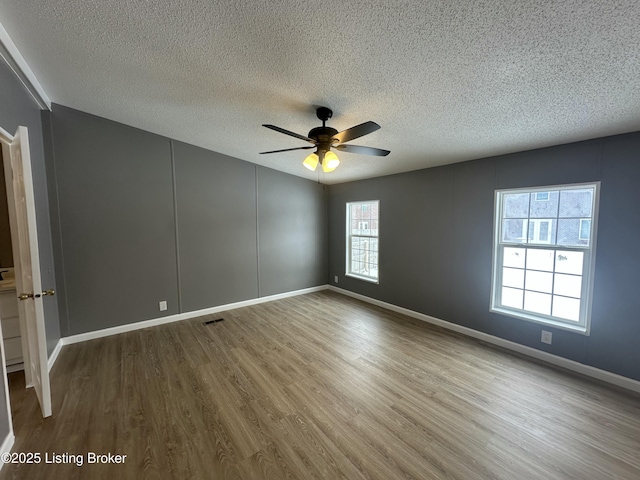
left=260, top=107, right=390, bottom=173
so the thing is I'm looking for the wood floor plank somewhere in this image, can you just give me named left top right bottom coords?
left=1, top=290, right=639, bottom=479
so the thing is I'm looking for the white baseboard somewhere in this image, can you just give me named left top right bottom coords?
left=0, top=432, right=14, bottom=471
left=5, top=363, right=23, bottom=374
left=62, top=285, right=329, bottom=346
left=52, top=283, right=639, bottom=394
left=328, top=286, right=640, bottom=394
left=48, top=339, right=63, bottom=372
left=3, top=340, right=61, bottom=376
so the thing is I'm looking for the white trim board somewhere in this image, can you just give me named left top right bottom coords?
left=0, top=303, right=14, bottom=465
left=0, top=432, right=15, bottom=470
left=5, top=364, right=23, bottom=374
left=0, top=126, right=13, bottom=143
left=47, top=339, right=63, bottom=372
left=328, top=286, right=640, bottom=394
left=0, top=20, right=51, bottom=110
left=62, top=285, right=329, bottom=346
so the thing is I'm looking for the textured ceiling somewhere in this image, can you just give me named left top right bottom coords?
left=1, top=1, right=639, bottom=184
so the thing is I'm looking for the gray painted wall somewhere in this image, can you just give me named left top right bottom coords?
left=328, top=132, right=640, bottom=382
left=48, top=106, right=179, bottom=335
left=257, top=166, right=327, bottom=297
left=0, top=60, right=61, bottom=440
left=47, top=105, right=327, bottom=336
left=174, top=141, right=258, bottom=312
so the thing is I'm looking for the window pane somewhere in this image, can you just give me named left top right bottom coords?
left=350, top=216, right=361, bottom=235
left=555, top=251, right=583, bottom=275
left=503, top=247, right=525, bottom=268
left=552, top=296, right=580, bottom=321
left=554, top=274, right=582, bottom=298
left=350, top=236, right=378, bottom=275
left=559, top=189, right=593, bottom=218
left=525, top=270, right=553, bottom=293
left=369, top=238, right=379, bottom=255
left=502, top=219, right=527, bottom=243
left=501, top=287, right=523, bottom=309
left=526, top=248, right=554, bottom=272
left=503, top=193, right=530, bottom=218
left=527, top=219, right=556, bottom=244
left=530, top=191, right=559, bottom=218
left=557, top=218, right=589, bottom=246
left=524, top=291, right=552, bottom=316
left=502, top=268, right=524, bottom=288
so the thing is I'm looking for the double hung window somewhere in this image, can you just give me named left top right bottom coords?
left=346, top=201, right=379, bottom=283
left=491, top=184, right=599, bottom=333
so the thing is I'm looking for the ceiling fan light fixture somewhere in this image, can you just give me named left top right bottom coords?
left=303, top=152, right=319, bottom=171
left=261, top=106, right=388, bottom=174
left=322, top=151, right=340, bottom=173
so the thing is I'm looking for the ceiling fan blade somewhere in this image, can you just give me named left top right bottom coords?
left=263, top=124, right=315, bottom=144
left=334, top=144, right=390, bottom=156
left=333, top=121, right=381, bottom=144
left=259, top=146, right=316, bottom=154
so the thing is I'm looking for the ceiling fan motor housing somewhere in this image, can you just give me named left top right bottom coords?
left=310, top=107, right=337, bottom=154
left=308, top=126, right=338, bottom=153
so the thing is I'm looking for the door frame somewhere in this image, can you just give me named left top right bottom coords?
left=0, top=124, right=51, bottom=418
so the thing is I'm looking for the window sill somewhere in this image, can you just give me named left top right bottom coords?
left=345, top=273, right=379, bottom=285
left=490, top=306, right=590, bottom=335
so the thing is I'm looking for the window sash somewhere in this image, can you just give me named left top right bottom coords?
left=494, top=244, right=590, bottom=327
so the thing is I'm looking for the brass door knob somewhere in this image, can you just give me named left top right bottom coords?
left=42, top=289, right=55, bottom=296
left=18, top=293, right=34, bottom=301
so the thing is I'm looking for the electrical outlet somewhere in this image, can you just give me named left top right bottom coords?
left=541, top=330, right=552, bottom=345
left=159, top=300, right=167, bottom=311
left=334, top=275, right=339, bottom=283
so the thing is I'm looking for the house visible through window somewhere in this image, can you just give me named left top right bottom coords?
left=346, top=201, right=379, bottom=283
left=535, top=192, right=550, bottom=201
left=579, top=219, right=591, bottom=240
left=491, top=184, right=599, bottom=333
left=526, top=219, right=552, bottom=243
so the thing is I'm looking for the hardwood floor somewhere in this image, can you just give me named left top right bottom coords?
left=2, top=291, right=639, bottom=479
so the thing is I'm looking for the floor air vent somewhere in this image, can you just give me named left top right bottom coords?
left=203, top=318, right=224, bottom=325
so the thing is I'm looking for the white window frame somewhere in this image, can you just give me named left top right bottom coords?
left=490, top=183, right=599, bottom=334
left=346, top=200, right=379, bottom=284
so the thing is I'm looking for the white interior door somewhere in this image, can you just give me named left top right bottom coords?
left=4, top=126, right=51, bottom=418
